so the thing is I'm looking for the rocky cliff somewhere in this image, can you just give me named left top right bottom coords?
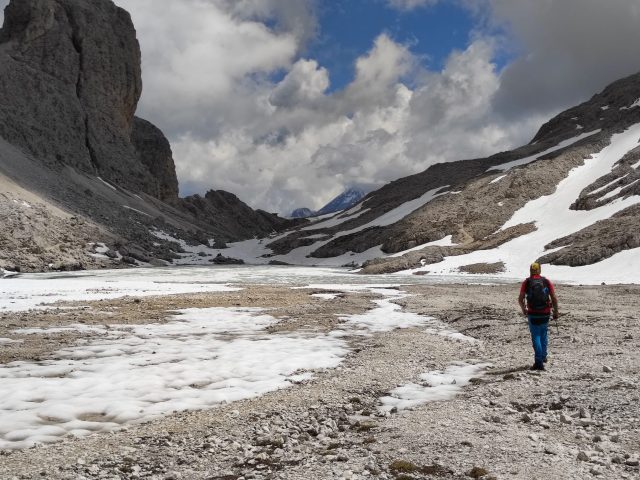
left=0, top=0, right=294, bottom=271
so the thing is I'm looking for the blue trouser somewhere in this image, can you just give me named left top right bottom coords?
left=528, top=317, right=549, bottom=367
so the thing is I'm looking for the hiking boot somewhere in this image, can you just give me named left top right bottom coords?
left=530, top=363, right=545, bottom=371
left=543, top=356, right=548, bottom=363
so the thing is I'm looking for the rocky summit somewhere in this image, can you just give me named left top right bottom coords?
left=0, top=0, right=295, bottom=272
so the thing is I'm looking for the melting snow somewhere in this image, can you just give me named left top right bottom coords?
left=0, top=271, right=240, bottom=312
left=0, top=307, right=348, bottom=449
left=379, top=362, right=490, bottom=412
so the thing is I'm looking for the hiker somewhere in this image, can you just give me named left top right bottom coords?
left=518, top=262, right=559, bottom=371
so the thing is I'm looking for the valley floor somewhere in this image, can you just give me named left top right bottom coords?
left=1, top=280, right=639, bottom=480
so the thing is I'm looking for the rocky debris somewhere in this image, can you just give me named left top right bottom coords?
left=0, top=191, right=116, bottom=272
left=1, top=283, right=639, bottom=479
left=458, top=262, right=506, bottom=275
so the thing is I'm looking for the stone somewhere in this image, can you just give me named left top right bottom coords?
left=560, top=414, right=572, bottom=424
left=544, top=445, right=560, bottom=455
left=577, top=451, right=590, bottom=462
left=603, top=366, right=613, bottom=373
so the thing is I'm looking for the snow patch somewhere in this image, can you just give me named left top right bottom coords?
left=0, top=271, right=240, bottom=312
left=589, top=174, right=629, bottom=196
left=97, top=177, right=117, bottom=191
left=488, top=130, right=601, bottom=173
left=122, top=206, right=152, bottom=217
left=620, top=98, right=640, bottom=110
left=489, top=175, right=507, bottom=184
left=311, top=293, right=340, bottom=300
left=0, top=307, right=347, bottom=449
left=599, top=179, right=639, bottom=201
left=379, top=362, right=490, bottom=412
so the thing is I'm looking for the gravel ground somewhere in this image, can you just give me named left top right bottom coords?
left=1, top=282, right=639, bottom=480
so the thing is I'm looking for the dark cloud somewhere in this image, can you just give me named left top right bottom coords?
left=486, top=0, right=640, bottom=118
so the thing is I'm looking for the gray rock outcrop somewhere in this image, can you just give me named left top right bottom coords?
left=131, top=117, right=179, bottom=203
left=0, top=0, right=148, bottom=190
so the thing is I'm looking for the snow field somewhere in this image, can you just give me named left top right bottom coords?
left=412, top=123, right=640, bottom=283
left=0, top=274, right=240, bottom=312
left=379, top=362, right=491, bottom=412
left=0, top=307, right=349, bottom=450
left=0, top=280, right=480, bottom=450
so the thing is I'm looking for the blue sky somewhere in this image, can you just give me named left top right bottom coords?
left=307, top=0, right=477, bottom=91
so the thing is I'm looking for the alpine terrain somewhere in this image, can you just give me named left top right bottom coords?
left=185, top=72, right=640, bottom=283
left=0, top=0, right=296, bottom=273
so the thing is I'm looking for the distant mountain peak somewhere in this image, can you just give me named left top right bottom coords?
left=316, top=187, right=366, bottom=216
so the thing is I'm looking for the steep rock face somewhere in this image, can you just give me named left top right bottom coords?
left=131, top=117, right=179, bottom=203
left=0, top=0, right=295, bottom=268
left=0, top=0, right=143, bottom=184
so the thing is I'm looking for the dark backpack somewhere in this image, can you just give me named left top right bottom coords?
left=527, top=277, right=550, bottom=310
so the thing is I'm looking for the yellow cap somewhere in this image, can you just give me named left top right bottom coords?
left=530, top=262, right=541, bottom=275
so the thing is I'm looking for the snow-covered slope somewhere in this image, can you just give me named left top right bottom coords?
left=154, top=72, right=640, bottom=283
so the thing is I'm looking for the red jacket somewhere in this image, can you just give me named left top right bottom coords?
left=520, top=275, right=555, bottom=315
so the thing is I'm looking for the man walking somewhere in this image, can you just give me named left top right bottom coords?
left=518, top=262, right=559, bottom=371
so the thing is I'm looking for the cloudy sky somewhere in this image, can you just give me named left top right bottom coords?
left=3, top=1, right=640, bottom=214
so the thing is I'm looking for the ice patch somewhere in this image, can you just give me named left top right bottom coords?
left=379, top=362, right=490, bottom=412
left=0, top=307, right=348, bottom=449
